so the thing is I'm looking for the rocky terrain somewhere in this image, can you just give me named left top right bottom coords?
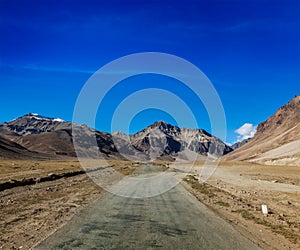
left=2, top=94, right=300, bottom=166
left=1, top=159, right=299, bottom=249
left=0, top=159, right=135, bottom=249
left=1, top=98, right=300, bottom=249
left=0, top=114, right=232, bottom=162
left=223, top=94, right=300, bottom=166
left=0, top=113, right=119, bottom=159
left=126, top=121, right=232, bottom=161
left=106, top=121, right=232, bottom=162
left=231, top=138, right=250, bottom=150
left=184, top=162, right=300, bottom=250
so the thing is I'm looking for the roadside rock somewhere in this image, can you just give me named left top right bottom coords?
left=279, top=200, right=291, bottom=205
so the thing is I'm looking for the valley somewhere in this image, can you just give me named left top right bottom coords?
left=0, top=95, right=299, bottom=249
left=0, top=160, right=299, bottom=249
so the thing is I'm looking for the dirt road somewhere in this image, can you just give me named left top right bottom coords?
left=35, top=165, right=259, bottom=250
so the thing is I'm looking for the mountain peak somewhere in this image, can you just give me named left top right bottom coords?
left=27, top=113, right=39, bottom=116
left=24, top=113, right=57, bottom=119
left=0, top=113, right=69, bottom=136
left=0, top=114, right=233, bottom=160
left=149, top=120, right=179, bottom=130
left=20, top=113, right=65, bottom=123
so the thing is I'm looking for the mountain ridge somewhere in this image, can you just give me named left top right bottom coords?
left=223, top=94, right=300, bottom=166
left=0, top=114, right=232, bottom=161
left=2, top=93, right=299, bottom=165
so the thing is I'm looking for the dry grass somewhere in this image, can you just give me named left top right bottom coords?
left=215, top=200, right=230, bottom=207
left=0, top=159, right=82, bottom=181
left=0, top=159, right=137, bottom=183
left=0, top=173, right=103, bottom=249
left=233, top=209, right=300, bottom=244
left=183, top=171, right=300, bottom=248
left=183, top=175, right=216, bottom=198
left=114, top=165, right=137, bottom=175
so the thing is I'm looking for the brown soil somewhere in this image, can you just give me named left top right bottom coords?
left=1, top=160, right=299, bottom=249
left=183, top=162, right=300, bottom=250
left=0, top=159, right=133, bottom=250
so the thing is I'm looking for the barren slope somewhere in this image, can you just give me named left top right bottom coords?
left=223, top=95, right=300, bottom=165
left=0, top=114, right=120, bottom=159
left=0, top=136, right=46, bottom=159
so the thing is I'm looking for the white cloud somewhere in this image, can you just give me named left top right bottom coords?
left=234, top=123, right=257, bottom=142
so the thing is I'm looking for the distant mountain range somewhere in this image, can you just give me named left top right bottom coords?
left=0, top=113, right=232, bottom=161
left=231, top=138, right=250, bottom=150
left=1, top=94, right=299, bottom=165
left=223, top=94, right=300, bottom=166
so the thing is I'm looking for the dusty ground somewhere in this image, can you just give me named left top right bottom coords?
left=0, top=159, right=134, bottom=250
left=1, top=160, right=299, bottom=249
left=182, top=161, right=300, bottom=250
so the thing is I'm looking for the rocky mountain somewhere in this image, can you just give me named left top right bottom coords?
left=0, top=113, right=119, bottom=159
left=0, top=114, right=232, bottom=161
left=0, top=113, right=71, bottom=136
left=112, top=121, right=232, bottom=162
left=231, top=138, right=250, bottom=150
left=223, top=94, right=300, bottom=166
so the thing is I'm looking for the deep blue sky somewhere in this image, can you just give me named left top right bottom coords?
left=0, top=0, right=299, bottom=143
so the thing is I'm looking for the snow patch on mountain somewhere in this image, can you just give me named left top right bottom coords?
left=53, top=118, right=65, bottom=122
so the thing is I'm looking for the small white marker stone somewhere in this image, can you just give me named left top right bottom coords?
left=261, top=204, right=268, bottom=215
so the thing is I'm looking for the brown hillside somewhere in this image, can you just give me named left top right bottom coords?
left=223, top=95, right=300, bottom=166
